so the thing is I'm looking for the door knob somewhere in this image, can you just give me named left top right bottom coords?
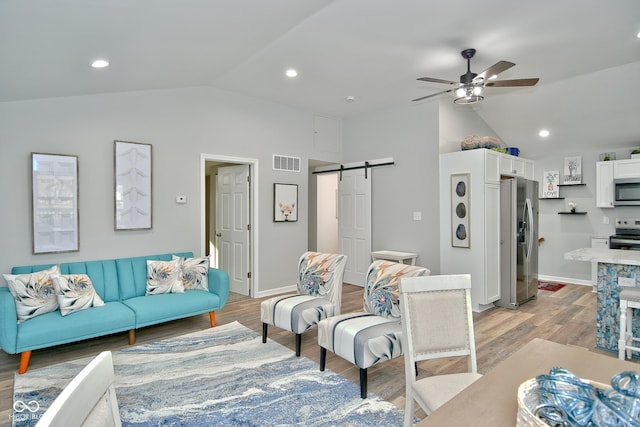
left=216, top=233, right=222, bottom=237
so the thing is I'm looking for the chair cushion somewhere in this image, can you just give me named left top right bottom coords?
left=124, top=290, right=220, bottom=328
left=261, top=294, right=336, bottom=334
left=317, top=313, right=402, bottom=369
left=413, top=372, right=483, bottom=413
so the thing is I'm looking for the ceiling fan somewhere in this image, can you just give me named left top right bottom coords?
left=412, top=48, right=539, bottom=104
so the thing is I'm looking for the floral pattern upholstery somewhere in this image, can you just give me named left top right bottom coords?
left=261, top=252, right=347, bottom=335
left=317, top=260, right=430, bottom=398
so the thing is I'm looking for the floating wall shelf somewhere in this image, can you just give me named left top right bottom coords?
left=558, top=211, right=587, bottom=215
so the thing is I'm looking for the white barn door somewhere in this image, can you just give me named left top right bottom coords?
left=339, top=168, right=372, bottom=286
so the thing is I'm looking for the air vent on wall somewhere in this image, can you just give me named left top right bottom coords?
left=273, top=154, right=301, bottom=172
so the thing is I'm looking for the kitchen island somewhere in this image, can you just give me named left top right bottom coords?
left=564, top=248, right=640, bottom=352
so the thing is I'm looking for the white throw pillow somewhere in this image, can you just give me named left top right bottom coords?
left=146, top=259, right=184, bottom=295
left=52, top=274, right=105, bottom=316
left=173, top=255, right=209, bottom=291
left=3, top=265, right=61, bottom=322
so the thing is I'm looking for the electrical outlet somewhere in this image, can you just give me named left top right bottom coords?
left=619, top=277, right=636, bottom=287
left=603, top=216, right=609, bottom=225
left=413, top=211, right=422, bottom=221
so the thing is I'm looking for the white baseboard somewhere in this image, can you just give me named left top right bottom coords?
left=538, top=274, right=592, bottom=287
left=253, top=284, right=297, bottom=299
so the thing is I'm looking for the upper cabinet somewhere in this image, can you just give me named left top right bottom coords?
left=614, top=158, right=640, bottom=179
left=498, top=152, right=535, bottom=180
left=596, top=161, right=615, bottom=208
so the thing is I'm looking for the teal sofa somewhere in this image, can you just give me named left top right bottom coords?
left=0, top=252, right=229, bottom=373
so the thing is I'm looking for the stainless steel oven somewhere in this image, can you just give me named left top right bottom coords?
left=610, top=218, right=640, bottom=250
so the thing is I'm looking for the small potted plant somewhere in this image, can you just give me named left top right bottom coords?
left=568, top=201, right=577, bottom=213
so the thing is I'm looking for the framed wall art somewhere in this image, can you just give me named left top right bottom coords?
left=274, top=183, right=298, bottom=222
left=451, top=173, right=470, bottom=248
left=542, top=170, right=560, bottom=198
left=31, top=152, right=79, bottom=254
left=563, top=156, right=582, bottom=184
left=114, top=140, right=152, bottom=230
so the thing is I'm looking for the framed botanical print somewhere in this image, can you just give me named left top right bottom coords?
left=114, top=140, right=152, bottom=230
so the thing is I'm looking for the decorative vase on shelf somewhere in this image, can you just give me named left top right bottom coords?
left=569, top=201, right=577, bottom=213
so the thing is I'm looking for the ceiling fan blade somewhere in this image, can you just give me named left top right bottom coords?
left=485, top=78, right=540, bottom=87
left=474, top=60, right=515, bottom=82
left=412, top=89, right=453, bottom=102
left=417, top=77, right=458, bottom=85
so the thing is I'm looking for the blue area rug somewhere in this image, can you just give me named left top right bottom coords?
left=12, top=321, right=405, bottom=426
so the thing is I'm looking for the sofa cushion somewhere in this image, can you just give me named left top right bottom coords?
left=15, top=302, right=135, bottom=352
left=173, top=255, right=209, bottom=290
left=4, top=265, right=61, bottom=322
left=52, top=274, right=105, bottom=316
left=146, top=259, right=184, bottom=295
left=124, top=290, right=221, bottom=328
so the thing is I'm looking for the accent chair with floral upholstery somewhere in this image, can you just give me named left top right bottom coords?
left=261, top=252, right=347, bottom=356
left=317, top=260, right=430, bottom=398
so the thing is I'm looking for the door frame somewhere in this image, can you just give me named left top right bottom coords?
left=200, top=154, right=259, bottom=297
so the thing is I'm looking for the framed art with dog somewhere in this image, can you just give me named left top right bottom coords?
left=274, top=183, right=298, bottom=222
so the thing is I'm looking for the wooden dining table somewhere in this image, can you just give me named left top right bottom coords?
left=417, top=338, right=640, bottom=426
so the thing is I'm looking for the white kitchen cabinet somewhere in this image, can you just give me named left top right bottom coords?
left=596, top=161, right=615, bottom=208
left=614, top=158, right=640, bottom=179
left=591, top=237, right=609, bottom=291
left=499, top=153, right=534, bottom=179
left=439, top=149, right=535, bottom=311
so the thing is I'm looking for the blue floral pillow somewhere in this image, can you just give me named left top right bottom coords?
left=3, top=265, right=60, bottom=322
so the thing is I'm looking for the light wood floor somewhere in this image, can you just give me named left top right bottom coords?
left=0, top=282, right=627, bottom=426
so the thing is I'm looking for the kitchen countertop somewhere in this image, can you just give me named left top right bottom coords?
left=564, top=247, right=640, bottom=266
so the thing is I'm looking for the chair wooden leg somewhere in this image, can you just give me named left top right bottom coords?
left=320, top=347, right=326, bottom=371
left=295, top=334, right=301, bottom=357
left=128, top=329, right=136, bottom=345
left=360, top=368, right=368, bottom=399
left=209, top=311, right=216, bottom=327
left=262, top=323, right=268, bottom=343
left=18, top=350, right=32, bottom=374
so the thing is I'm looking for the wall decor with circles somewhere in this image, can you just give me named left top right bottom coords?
left=451, top=173, right=470, bottom=248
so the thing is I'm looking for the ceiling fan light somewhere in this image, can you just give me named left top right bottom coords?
left=455, top=87, right=466, bottom=97
left=454, top=94, right=484, bottom=105
left=473, top=85, right=483, bottom=96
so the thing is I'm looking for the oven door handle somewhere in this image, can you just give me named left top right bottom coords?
left=610, top=238, right=640, bottom=245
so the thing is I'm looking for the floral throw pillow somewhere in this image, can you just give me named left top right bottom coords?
left=146, top=259, right=184, bottom=295
left=3, top=265, right=61, bottom=323
left=173, top=255, right=209, bottom=291
left=52, top=274, right=105, bottom=316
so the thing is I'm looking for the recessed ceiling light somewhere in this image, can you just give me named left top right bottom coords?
left=539, top=129, right=550, bottom=138
left=285, top=69, right=298, bottom=78
left=91, top=59, right=109, bottom=68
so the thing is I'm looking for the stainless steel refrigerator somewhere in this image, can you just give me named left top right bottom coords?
left=495, top=177, right=539, bottom=309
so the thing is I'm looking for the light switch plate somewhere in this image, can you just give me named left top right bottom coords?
left=619, top=276, right=636, bottom=287
left=413, top=211, right=422, bottom=221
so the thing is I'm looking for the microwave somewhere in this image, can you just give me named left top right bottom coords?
left=615, top=178, right=640, bottom=206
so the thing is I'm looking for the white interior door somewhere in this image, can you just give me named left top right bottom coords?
left=339, top=168, right=372, bottom=286
left=216, top=165, right=250, bottom=295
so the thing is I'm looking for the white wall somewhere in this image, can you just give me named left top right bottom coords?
left=342, top=102, right=441, bottom=272
left=0, top=86, right=341, bottom=293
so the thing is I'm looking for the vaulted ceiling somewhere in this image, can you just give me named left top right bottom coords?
left=1, top=0, right=639, bottom=158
